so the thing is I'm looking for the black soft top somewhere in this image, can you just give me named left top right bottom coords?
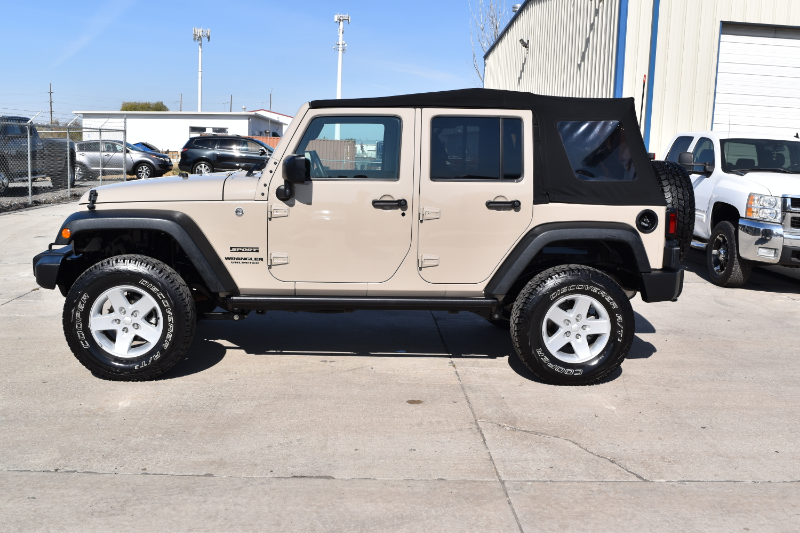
left=310, top=88, right=665, bottom=206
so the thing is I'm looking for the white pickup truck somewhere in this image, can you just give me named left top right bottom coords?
left=662, top=131, right=800, bottom=287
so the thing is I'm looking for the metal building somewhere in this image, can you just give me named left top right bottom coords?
left=484, top=0, right=800, bottom=157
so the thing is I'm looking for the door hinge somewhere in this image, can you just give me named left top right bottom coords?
left=268, top=252, right=289, bottom=266
left=419, top=206, right=440, bottom=221
left=419, top=254, right=439, bottom=268
left=269, top=204, right=289, bottom=218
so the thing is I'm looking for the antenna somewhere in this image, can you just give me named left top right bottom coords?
left=192, top=28, right=211, bottom=112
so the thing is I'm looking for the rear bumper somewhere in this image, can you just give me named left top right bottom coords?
left=640, top=269, right=684, bottom=303
left=32, top=245, right=73, bottom=290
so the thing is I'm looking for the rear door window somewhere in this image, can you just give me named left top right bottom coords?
left=666, top=136, right=693, bottom=162
left=430, top=116, right=522, bottom=180
left=217, top=139, right=238, bottom=151
left=557, top=120, right=637, bottom=181
left=193, top=138, right=217, bottom=149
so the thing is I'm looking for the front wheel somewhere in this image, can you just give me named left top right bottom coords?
left=134, top=162, right=155, bottom=179
left=510, top=265, right=634, bottom=385
left=62, top=255, right=196, bottom=381
left=707, top=221, right=752, bottom=287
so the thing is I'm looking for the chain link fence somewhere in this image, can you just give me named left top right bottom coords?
left=0, top=117, right=127, bottom=212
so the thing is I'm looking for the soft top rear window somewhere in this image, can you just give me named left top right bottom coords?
left=557, top=120, right=638, bottom=182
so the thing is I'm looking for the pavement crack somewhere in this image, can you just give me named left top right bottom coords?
left=430, top=311, right=525, bottom=533
left=0, top=288, right=39, bottom=307
left=480, top=420, right=649, bottom=482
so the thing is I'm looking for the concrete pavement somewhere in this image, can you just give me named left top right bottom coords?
left=1, top=202, right=799, bottom=532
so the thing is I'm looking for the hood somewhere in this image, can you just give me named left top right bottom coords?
left=735, top=172, right=800, bottom=196
left=79, top=173, right=229, bottom=204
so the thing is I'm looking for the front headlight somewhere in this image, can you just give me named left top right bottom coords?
left=746, top=193, right=782, bottom=223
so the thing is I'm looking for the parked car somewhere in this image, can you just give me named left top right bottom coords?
left=663, top=131, right=800, bottom=287
left=0, top=115, right=75, bottom=193
left=178, top=135, right=273, bottom=175
left=132, top=142, right=161, bottom=153
left=74, top=141, right=173, bottom=180
left=34, top=88, right=690, bottom=384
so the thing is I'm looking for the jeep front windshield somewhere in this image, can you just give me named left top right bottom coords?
left=720, top=138, right=800, bottom=174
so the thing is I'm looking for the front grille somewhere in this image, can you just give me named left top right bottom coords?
left=792, top=198, right=800, bottom=209
left=792, top=217, right=800, bottom=229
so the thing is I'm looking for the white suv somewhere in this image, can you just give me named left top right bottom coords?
left=663, top=131, right=800, bottom=286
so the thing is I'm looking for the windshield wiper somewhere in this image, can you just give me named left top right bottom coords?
left=739, top=167, right=791, bottom=174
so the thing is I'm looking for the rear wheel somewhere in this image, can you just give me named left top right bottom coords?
left=510, top=265, right=634, bottom=385
left=63, top=255, right=196, bottom=381
left=192, top=161, right=213, bottom=175
left=0, top=162, right=9, bottom=194
left=651, top=161, right=695, bottom=261
left=707, top=221, right=752, bottom=287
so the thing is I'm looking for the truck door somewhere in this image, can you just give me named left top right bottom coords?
left=267, top=109, right=415, bottom=283
left=689, top=137, right=717, bottom=238
left=417, top=109, right=533, bottom=283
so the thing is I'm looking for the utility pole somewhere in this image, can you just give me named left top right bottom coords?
left=229, top=95, right=232, bottom=112
left=48, top=83, right=53, bottom=124
left=180, top=93, right=183, bottom=112
left=193, top=28, right=211, bottom=112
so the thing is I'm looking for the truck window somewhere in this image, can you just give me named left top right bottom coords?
left=666, top=136, right=693, bottom=162
left=692, top=138, right=715, bottom=166
left=557, top=120, right=637, bottom=181
left=294, top=116, right=401, bottom=180
left=430, top=117, right=522, bottom=180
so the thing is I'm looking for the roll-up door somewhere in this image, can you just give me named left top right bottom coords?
left=713, top=23, right=800, bottom=138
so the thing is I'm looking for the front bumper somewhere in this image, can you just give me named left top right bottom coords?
left=32, top=245, right=73, bottom=290
left=738, top=218, right=799, bottom=265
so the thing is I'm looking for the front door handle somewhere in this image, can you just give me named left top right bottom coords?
left=486, top=200, right=521, bottom=209
left=372, top=198, right=407, bottom=208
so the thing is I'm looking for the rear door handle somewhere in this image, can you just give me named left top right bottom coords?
left=486, top=200, right=521, bottom=209
left=372, top=198, right=407, bottom=208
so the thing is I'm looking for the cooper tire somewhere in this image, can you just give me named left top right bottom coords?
left=192, top=161, right=213, bottom=175
left=707, top=220, right=752, bottom=287
left=510, top=265, right=634, bottom=385
left=62, top=255, right=196, bottom=381
left=651, top=161, right=695, bottom=261
left=134, top=162, right=155, bottom=180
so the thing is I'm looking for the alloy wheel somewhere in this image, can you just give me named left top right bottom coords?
left=89, top=285, right=163, bottom=358
left=540, top=294, right=611, bottom=363
left=137, top=165, right=152, bottom=179
left=195, top=163, right=211, bottom=175
left=711, top=233, right=729, bottom=274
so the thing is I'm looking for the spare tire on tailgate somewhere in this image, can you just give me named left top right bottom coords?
left=651, top=161, right=695, bottom=261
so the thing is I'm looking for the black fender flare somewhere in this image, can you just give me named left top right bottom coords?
left=54, top=209, right=238, bottom=294
left=484, top=221, right=652, bottom=300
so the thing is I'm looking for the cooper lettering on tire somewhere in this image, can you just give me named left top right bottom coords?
left=62, top=255, right=195, bottom=381
left=510, top=265, right=634, bottom=385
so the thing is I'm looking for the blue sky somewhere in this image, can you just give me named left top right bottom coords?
left=0, top=0, right=500, bottom=122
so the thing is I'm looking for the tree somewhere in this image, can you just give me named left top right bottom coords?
left=469, top=0, right=510, bottom=84
left=120, top=101, right=169, bottom=111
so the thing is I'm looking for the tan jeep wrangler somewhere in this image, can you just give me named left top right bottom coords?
left=33, top=89, right=693, bottom=385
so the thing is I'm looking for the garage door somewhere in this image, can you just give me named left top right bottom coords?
left=713, top=23, right=800, bottom=138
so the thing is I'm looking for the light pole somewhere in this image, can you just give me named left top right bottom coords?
left=193, top=28, right=211, bottom=112
left=333, top=14, right=350, bottom=139
left=334, top=14, right=350, bottom=100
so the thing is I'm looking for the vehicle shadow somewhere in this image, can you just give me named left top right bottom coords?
left=163, top=309, right=639, bottom=384
left=683, top=249, right=800, bottom=294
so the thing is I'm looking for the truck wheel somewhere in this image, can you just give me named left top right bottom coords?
left=707, top=221, right=752, bottom=287
left=510, top=265, right=634, bottom=385
left=134, top=162, right=154, bottom=179
left=74, top=163, right=91, bottom=181
left=62, top=255, right=196, bottom=381
left=651, top=161, right=695, bottom=261
left=192, top=161, right=213, bottom=175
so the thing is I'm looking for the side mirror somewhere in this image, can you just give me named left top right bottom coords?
left=703, top=164, right=715, bottom=174
left=283, top=154, right=309, bottom=184
left=677, top=152, right=694, bottom=169
left=276, top=154, right=310, bottom=201
left=259, top=148, right=267, bottom=155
